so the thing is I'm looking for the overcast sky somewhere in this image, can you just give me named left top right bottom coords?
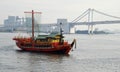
left=0, top=0, right=120, bottom=24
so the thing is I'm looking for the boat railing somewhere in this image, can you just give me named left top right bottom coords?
left=14, top=36, right=31, bottom=39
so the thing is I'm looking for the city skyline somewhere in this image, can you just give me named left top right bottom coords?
left=0, top=0, right=120, bottom=31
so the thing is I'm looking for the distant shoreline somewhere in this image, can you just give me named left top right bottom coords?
left=75, top=30, right=114, bottom=34
left=0, top=30, right=120, bottom=35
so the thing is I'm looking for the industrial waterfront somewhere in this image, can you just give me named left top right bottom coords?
left=0, top=33, right=120, bottom=72
left=0, top=9, right=120, bottom=34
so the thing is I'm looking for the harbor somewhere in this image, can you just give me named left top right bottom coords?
left=0, top=0, right=120, bottom=72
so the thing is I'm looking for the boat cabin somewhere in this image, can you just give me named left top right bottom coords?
left=35, top=32, right=64, bottom=44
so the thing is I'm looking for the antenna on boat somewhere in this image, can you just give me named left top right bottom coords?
left=32, top=10, right=35, bottom=48
left=59, top=22, right=64, bottom=45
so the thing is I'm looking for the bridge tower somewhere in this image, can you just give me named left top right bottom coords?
left=71, top=8, right=94, bottom=34
left=88, top=8, right=94, bottom=34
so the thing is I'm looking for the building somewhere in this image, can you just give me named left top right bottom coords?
left=3, top=16, right=24, bottom=31
left=1, top=16, right=70, bottom=33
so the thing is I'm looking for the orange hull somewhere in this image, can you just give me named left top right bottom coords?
left=13, top=38, right=74, bottom=54
left=16, top=42, right=71, bottom=54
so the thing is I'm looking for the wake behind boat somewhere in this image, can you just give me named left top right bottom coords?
left=13, top=10, right=76, bottom=54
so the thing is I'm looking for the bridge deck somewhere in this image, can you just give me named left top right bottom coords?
left=69, top=20, right=120, bottom=25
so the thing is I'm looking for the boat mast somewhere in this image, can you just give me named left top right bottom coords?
left=24, top=10, right=42, bottom=48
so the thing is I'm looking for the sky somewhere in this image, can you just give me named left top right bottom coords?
left=0, top=0, right=120, bottom=31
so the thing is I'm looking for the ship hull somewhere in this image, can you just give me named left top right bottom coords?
left=16, top=42, right=72, bottom=54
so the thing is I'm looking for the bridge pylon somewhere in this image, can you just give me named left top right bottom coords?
left=88, top=8, right=94, bottom=34
left=71, top=8, right=95, bottom=34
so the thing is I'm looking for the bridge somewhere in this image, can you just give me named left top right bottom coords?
left=68, top=8, right=120, bottom=34
left=43, top=8, right=120, bottom=34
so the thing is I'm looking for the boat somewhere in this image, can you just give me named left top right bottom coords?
left=13, top=10, right=76, bottom=54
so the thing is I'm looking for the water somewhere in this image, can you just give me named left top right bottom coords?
left=0, top=33, right=120, bottom=72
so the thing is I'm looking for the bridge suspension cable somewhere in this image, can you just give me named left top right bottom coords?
left=93, top=9, right=120, bottom=19
left=71, top=8, right=120, bottom=23
left=71, top=9, right=90, bottom=23
left=73, top=11, right=89, bottom=23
